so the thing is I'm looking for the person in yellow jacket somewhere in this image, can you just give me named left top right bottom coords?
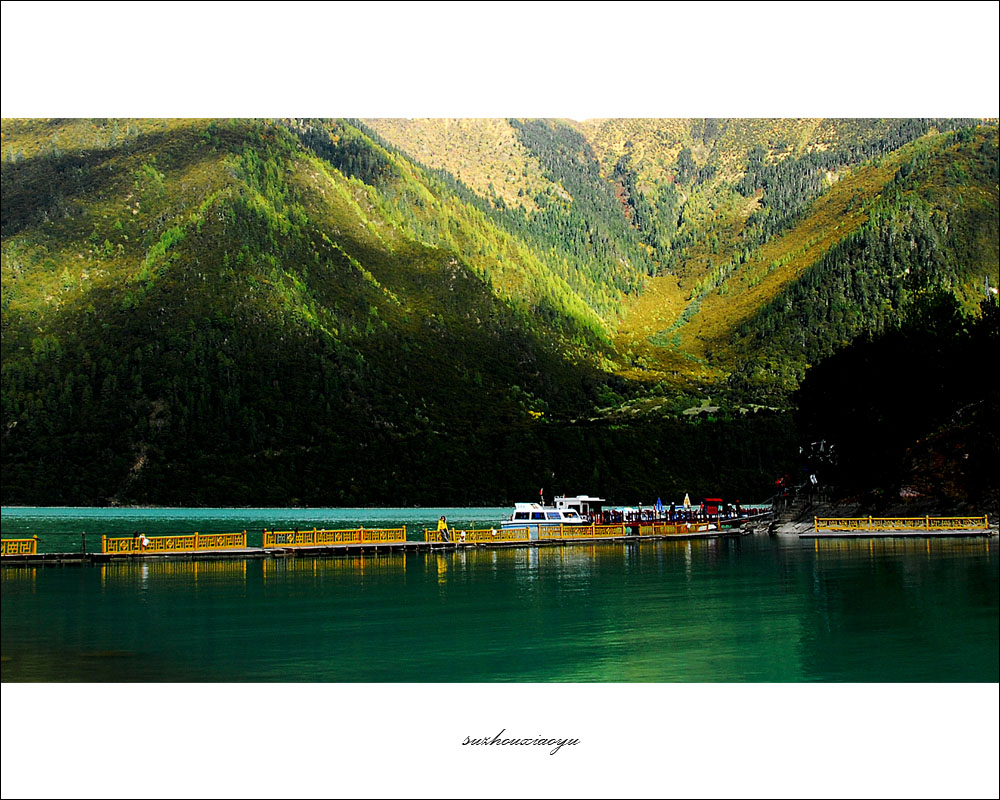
left=437, top=516, right=450, bottom=542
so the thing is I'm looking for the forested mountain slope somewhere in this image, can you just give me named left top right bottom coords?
left=1, top=119, right=614, bottom=503
left=2, top=117, right=996, bottom=506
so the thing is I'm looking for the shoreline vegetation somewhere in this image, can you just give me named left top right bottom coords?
left=1, top=496, right=994, bottom=514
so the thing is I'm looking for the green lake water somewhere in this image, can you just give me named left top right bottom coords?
left=1, top=507, right=997, bottom=682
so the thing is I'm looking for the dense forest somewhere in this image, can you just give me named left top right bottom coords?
left=795, top=292, right=999, bottom=508
left=725, top=127, right=1000, bottom=400
left=2, top=118, right=997, bottom=508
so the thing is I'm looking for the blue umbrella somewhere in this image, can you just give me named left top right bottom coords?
left=655, top=498, right=664, bottom=513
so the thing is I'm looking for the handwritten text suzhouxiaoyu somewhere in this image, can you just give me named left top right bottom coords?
left=462, top=729, right=579, bottom=755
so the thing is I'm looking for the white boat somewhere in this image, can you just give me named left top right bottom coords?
left=500, top=495, right=606, bottom=540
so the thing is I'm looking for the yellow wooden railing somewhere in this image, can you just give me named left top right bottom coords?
left=1, top=537, right=38, bottom=556
left=550, top=523, right=628, bottom=539
left=102, top=531, right=247, bottom=554
left=424, top=522, right=719, bottom=542
left=814, top=516, right=989, bottom=533
left=553, top=522, right=714, bottom=538
left=263, top=527, right=407, bottom=547
left=424, top=527, right=530, bottom=542
left=638, top=522, right=715, bottom=536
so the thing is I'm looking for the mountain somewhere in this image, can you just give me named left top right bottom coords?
left=2, top=117, right=997, bottom=506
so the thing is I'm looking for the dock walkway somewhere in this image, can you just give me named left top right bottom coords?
left=0, top=527, right=749, bottom=566
left=802, top=515, right=992, bottom=538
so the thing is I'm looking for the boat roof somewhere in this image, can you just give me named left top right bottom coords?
left=515, top=496, right=605, bottom=511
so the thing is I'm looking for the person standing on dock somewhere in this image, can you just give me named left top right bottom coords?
left=437, top=516, right=451, bottom=542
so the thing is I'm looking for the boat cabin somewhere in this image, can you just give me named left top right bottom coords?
left=509, top=503, right=584, bottom=524
left=554, top=495, right=605, bottom=521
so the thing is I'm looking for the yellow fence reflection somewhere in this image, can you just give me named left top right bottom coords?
left=0, top=566, right=37, bottom=584
left=813, top=536, right=992, bottom=560
left=100, top=558, right=248, bottom=584
left=262, top=552, right=407, bottom=583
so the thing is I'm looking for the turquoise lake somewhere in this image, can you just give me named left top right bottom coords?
left=1, top=507, right=997, bottom=682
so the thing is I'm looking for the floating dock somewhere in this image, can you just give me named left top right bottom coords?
left=0, top=521, right=758, bottom=566
left=801, top=515, right=992, bottom=538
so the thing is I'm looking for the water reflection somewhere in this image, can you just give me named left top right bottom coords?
left=811, top=537, right=991, bottom=558
left=261, top=553, right=406, bottom=577
left=2, top=536, right=997, bottom=682
left=99, top=558, right=249, bottom=588
left=0, top=565, right=37, bottom=590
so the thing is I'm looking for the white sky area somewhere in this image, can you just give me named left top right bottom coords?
left=1, top=1, right=998, bottom=118
left=1, top=2, right=999, bottom=799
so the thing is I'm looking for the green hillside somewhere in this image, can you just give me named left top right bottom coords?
left=1, top=119, right=612, bottom=504
left=2, top=117, right=997, bottom=507
left=722, top=127, right=999, bottom=399
left=613, top=123, right=997, bottom=401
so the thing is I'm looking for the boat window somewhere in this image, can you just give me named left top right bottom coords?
left=531, top=512, right=546, bottom=520
left=546, top=512, right=562, bottom=520
left=564, top=511, right=579, bottom=519
left=514, top=512, right=529, bottom=520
